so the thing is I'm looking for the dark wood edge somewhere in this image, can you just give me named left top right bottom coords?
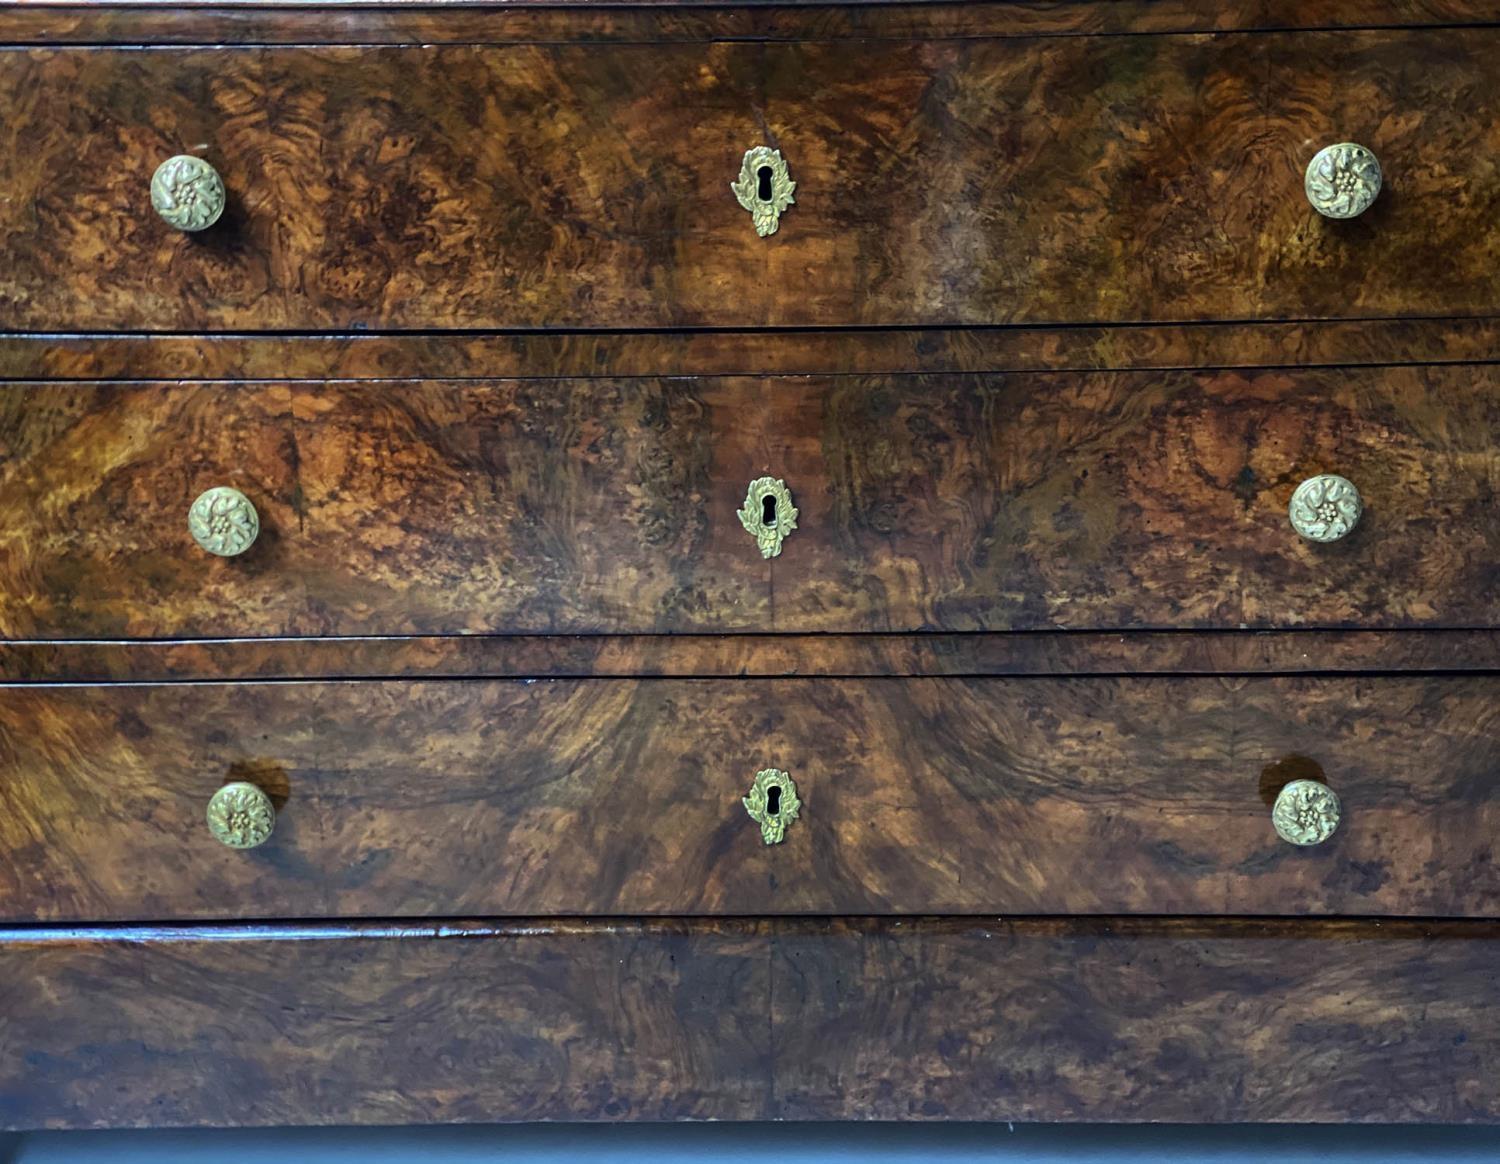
left=4, top=630, right=1498, bottom=683
left=2, top=915, right=1497, bottom=945
left=7, top=319, right=1500, bottom=380
left=2, top=2, right=1500, bottom=46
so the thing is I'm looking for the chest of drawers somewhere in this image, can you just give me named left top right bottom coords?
left=3, top=0, right=1500, bottom=1129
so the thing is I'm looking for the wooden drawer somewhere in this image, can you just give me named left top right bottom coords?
left=2, top=367, right=1495, bottom=637
left=3, top=29, right=1499, bottom=330
left=3, top=676, right=1496, bottom=922
left=3, top=916, right=1498, bottom=1128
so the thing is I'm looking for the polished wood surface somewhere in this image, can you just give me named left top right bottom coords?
left=3, top=676, right=1496, bottom=922
left=773, top=365, right=1500, bottom=632
left=9, top=318, right=1500, bottom=381
left=4, top=367, right=1494, bottom=637
left=775, top=916, right=1500, bottom=1122
left=6, top=629, right=1499, bottom=684
left=1262, top=30, right=1500, bottom=320
left=4, top=915, right=1499, bottom=1128
left=4, top=2, right=1498, bottom=47
left=0, top=918, right=772, bottom=1129
left=0, top=382, right=302, bottom=638
left=5, top=29, right=1500, bottom=330
left=4, top=0, right=1500, bottom=1131
left=0, top=37, right=1257, bottom=330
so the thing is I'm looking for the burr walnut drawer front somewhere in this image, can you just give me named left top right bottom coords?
left=2, top=676, right=1497, bottom=923
left=1, top=367, right=1495, bottom=638
left=3, top=29, right=1500, bottom=331
left=3, top=917, right=1499, bottom=1129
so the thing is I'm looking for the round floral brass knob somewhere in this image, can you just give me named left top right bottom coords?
left=188, top=486, right=260, bottom=557
left=1304, top=142, right=1382, bottom=219
left=1289, top=474, right=1362, bottom=543
left=1271, top=779, right=1341, bottom=846
left=150, top=155, right=226, bottom=232
left=206, top=781, right=276, bottom=849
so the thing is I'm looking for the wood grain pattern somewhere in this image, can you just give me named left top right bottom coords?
left=771, top=916, right=1500, bottom=1122
left=9, top=318, right=1500, bottom=381
left=5, top=629, right=1499, bottom=684
left=773, top=365, right=1500, bottom=631
left=0, top=919, right=772, bottom=1129
left=290, top=379, right=763, bottom=635
left=6, top=31, right=1500, bottom=330
left=6, top=367, right=1494, bottom=637
left=4, top=2, right=1498, bottom=47
left=3, top=676, right=1497, bottom=922
left=0, top=36, right=1268, bottom=331
left=0, top=383, right=304, bottom=638
left=5, top=1, right=1500, bottom=1135
left=1262, top=30, right=1500, bottom=320
left=4, top=916, right=1500, bottom=1128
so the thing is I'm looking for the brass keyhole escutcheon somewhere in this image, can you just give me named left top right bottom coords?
left=738, top=476, right=798, bottom=559
left=731, top=146, right=796, bottom=237
left=743, top=768, right=801, bottom=846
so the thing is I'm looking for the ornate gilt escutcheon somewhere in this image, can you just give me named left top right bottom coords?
left=206, top=781, right=276, bottom=849
left=1304, top=142, right=1382, bottom=219
left=188, top=486, right=260, bottom=557
left=738, top=476, right=798, bottom=559
left=743, top=768, right=801, bottom=845
left=1288, top=474, right=1362, bottom=543
left=731, top=146, right=796, bottom=237
left=1271, top=779, right=1341, bottom=846
left=151, top=155, right=227, bottom=232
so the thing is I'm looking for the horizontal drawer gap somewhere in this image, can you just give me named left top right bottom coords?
left=9, top=668, right=1500, bottom=689
left=4, top=915, right=1500, bottom=945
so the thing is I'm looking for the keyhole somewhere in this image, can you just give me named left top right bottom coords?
left=762, top=494, right=778, bottom=527
left=766, top=784, right=782, bottom=816
left=757, top=166, right=774, bottom=202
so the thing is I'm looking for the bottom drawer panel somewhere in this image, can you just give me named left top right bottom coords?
left=1, top=917, right=1497, bottom=1128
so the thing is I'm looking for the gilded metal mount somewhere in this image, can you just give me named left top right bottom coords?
left=1271, top=779, right=1341, bottom=846
left=731, top=146, right=796, bottom=237
left=206, top=781, right=276, bottom=849
left=743, top=768, right=801, bottom=845
left=1304, top=142, right=1381, bottom=219
left=151, top=155, right=226, bottom=232
left=1288, top=474, right=1362, bottom=543
left=738, top=476, right=798, bottom=559
left=188, top=486, right=260, bottom=557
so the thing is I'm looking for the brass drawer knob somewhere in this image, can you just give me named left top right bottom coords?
left=206, top=781, right=276, bottom=849
left=1271, top=779, right=1341, bottom=846
left=1304, top=142, right=1381, bottom=219
left=743, top=768, right=800, bottom=845
left=738, top=476, right=798, bottom=559
left=1288, top=474, right=1362, bottom=543
left=188, top=486, right=260, bottom=556
left=731, top=146, right=795, bottom=237
left=151, top=155, right=226, bottom=232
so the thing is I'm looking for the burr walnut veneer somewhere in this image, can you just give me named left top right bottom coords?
left=2, top=0, right=1500, bottom=1130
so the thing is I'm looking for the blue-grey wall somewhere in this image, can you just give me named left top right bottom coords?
left=8, top=1124, right=1500, bottom=1162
